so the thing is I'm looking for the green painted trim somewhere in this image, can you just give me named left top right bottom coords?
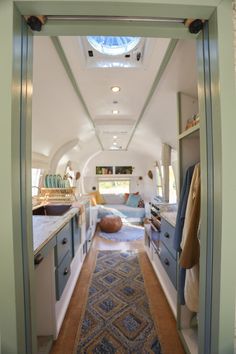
left=196, top=22, right=215, bottom=354
left=16, top=1, right=217, bottom=19
left=208, top=2, right=236, bottom=353
left=0, top=3, right=32, bottom=353
left=51, top=36, right=104, bottom=150
left=1, top=2, right=236, bottom=354
left=126, top=39, right=178, bottom=149
left=37, top=20, right=194, bottom=39
left=20, top=18, right=37, bottom=354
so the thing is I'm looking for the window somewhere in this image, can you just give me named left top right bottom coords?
left=98, top=180, right=130, bottom=194
left=169, top=166, right=177, bottom=203
left=87, top=36, right=140, bottom=56
left=32, top=168, right=42, bottom=196
left=156, top=166, right=163, bottom=198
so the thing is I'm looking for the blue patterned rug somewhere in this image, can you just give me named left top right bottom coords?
left=75, top=251, right=162, bottom=353
left=99, top=224, right=144, bottom=242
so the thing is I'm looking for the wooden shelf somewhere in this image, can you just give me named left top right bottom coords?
left=38, top=187, right=76, bottom=202
left=178, top=124, right=200, bottom=140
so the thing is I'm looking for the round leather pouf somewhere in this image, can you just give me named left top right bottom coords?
left=100, top=215, right=123, bottom=233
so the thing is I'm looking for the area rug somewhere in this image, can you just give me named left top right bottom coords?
left=99, top=224, right=144, bottom=242
left=74, top=250, right=162, bottom=353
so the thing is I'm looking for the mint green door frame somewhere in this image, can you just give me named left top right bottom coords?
left=0, top=1, right=234, bottom=353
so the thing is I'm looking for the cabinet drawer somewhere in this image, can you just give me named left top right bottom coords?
left=34, top=236, right=56, bottom=267
left=160, top=218, right=177, bottom=260
left=160, top=242, right=177, bottom=289
left=55, top=251, right=72, bottom=300
left=55, top=222, right=72, bottom=266
left=72, top=214, right=81, bottom=256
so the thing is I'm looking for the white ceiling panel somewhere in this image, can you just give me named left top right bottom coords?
left=32, top=35, right=198, bottom=168
left=59, top=36, right=171, bottom=150
left=32, top=36, right=95, bottom=158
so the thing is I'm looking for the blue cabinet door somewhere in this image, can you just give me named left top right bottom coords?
left=55, top=250, right=72, bottom=300
left=160, top=218, right=177, bottom=260
left=159, top=242, right=177, bottom=289
left=55, top=222, right=72, bottom=266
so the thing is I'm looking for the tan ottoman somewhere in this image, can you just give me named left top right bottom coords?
left=100, top=215, right=123, bottom=233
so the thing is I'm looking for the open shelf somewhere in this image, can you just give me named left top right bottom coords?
left=177, top=92, right=199, bottom=354
left=178, top=124, right=200, bottom=140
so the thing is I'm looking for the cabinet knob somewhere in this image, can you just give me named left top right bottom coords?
left=164, top=258, right=170, bottom=266
left=62, top=238, right=68, bottom=245
left=164, top=232, right=170, bottom=239
left=64, top=268, right=69, bottom=275
left=34, top=253, right=44, bottom=265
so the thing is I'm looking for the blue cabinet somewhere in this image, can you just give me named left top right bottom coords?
left=55, top=222, right=72, bottom=266
left=160, top=218, right=177, bottom=260
left=159, top=242, right=177, bottom=288
left=55, top=250, right=72, bottom=300
left=55, top=221, right=73, bottom=300
left=160, top=218, right=177, bottom=289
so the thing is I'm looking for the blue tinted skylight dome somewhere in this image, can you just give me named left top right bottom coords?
left=87, top=36, right=141, bottom=56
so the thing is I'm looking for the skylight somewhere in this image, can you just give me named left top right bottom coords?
left=87, top=36, right=141, bottom=56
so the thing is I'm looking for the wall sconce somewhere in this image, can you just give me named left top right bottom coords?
left=147, top=170, right=153, bottom=179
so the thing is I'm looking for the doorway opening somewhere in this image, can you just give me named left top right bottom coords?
left=30, top=22, right=211, bottom=354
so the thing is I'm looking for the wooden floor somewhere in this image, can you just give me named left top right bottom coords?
left=50, top=235, right=185, bottom=354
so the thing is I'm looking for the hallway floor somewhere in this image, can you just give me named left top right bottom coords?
left=50, top=235, right=185, bottom=354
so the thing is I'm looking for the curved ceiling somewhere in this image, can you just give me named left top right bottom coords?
left=32, top=35, right=197, bottom=170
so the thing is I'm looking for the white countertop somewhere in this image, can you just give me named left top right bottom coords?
left=161, top=211, right=177, bottom=228
left=32, top=197, right=91, bottom=255
left=33, top=207, right=80, bottom=255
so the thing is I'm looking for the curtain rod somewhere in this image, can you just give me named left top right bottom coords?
left=46, top=15, right=185, bottom=24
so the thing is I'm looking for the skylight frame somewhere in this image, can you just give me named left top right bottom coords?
left=87, top=36, right=141, bottom=56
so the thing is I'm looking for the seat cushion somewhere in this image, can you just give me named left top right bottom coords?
left=102, top=193, right=125, bottom=204
left=105, top=204, right=145, bottom=219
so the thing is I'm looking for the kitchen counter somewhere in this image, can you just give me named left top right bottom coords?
left=161, top=211, right=177, bottom=228
left=33, top=207, right=79, bottom=255
left=32, top=196, right=91, bottom=256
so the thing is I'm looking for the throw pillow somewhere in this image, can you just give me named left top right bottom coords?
left=89, top=191, right=105, bottom=204
left=124, top=192, right=139, bottom=201
left=88, top=193, right=97, bottom=206
left=126, top=194, right=141, bottom=208
left=138, top=199, right=145, bottom=208
left=95, top=191, right=106, bottom=204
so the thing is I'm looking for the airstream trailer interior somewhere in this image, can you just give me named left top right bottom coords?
left=1, top=2, right=236, bottom=354
left=31, top=34, right=200, bottom=354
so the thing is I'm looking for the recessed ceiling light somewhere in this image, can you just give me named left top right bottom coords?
left=111, top=86, right=120, bottom=93
left=112, top=110, right=119, bottom=115
left=113, top=135, right=117, bottom=139
left=113, top=142, right=118, bottom=145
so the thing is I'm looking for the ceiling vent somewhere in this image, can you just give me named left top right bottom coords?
left=79, top=36, right=146, bottom=69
